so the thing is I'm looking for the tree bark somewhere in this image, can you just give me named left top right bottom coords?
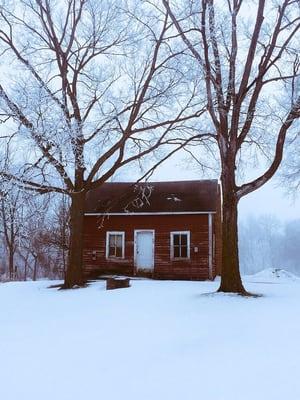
left=24, top=257, right=28, bottom=281
left=33, top=256, right=38, bottom=281
left=8, top=246, right=14, bottom=281
left=218, top=174, right=247, bottom=294
left=63, top=192, right=86, bottom=288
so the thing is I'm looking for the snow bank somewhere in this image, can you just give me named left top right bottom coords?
left=247, top=267, right=300, bottom=282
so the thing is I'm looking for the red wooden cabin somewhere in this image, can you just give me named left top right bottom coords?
left=83, top=180, right=222, bottom=280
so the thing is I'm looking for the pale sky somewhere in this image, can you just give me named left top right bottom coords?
left=238, top=181, right=300, bottom=221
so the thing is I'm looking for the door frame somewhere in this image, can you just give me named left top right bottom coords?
left=134, top=229, right=155, bottom=270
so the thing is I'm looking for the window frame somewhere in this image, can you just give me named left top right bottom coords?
left=170, top=231, right=191, bottom=260
left=106, top=231, right=125, bottom=259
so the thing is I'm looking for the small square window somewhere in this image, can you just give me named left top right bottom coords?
left=171, top=232, right=190, bottom=259
left=106, top=232, right=125, bottom=258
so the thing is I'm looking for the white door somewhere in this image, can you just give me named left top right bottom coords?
left=135, top=231, right=154, bottom=271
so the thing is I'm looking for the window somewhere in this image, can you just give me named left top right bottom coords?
left=106, top=232, right=125, bottom=258
left=170, top=231, right=190, bottom=259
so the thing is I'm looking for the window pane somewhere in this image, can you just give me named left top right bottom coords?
left=173, top=234, right=180, bottom=246
left=108, top=245, right=115, bottom=257
left=173, top=246, right=180, bottom=258
left=109, top=234, right=115, bottom=247
left=116, top=235, right=122, bottom=247
left=116, top=246, right=122, bottom=257
left=181, top=234, right=187, bottom=246
left=181, top=246, right=187, bottom=258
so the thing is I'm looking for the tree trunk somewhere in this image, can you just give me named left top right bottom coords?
left=24, top=257, right=28, bottom=281
left=8, top=246, right=14, bottom=281
left=14, top=264, right=18, bottom=280
left=63, top=192, right=86, bottom=288
left=33, top=257, right=38, bottom=281
left=218, top=175, right=247, bottom=294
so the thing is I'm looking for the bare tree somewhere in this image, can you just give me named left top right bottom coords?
left=50, top=195, right=69, bottom=277
left=0, top=0, right=208, bottom=288
left=29, top=194, right=70, bottom=279
left=0, top=174, right=33, bottom=280
left=18, top=200, right=57, bottom=281
left=0, top=176, right=55, bottom=281
left=280, top=130, right=300, bottom=191
left=162, top=0, right=300, bottom=293
left=0, top=193, right=20, bottom=280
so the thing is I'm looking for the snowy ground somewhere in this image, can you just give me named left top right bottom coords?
left=0, top=272, right=300, bottom=400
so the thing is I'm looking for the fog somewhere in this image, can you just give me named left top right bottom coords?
left=239, top=215, right=300, bottom=276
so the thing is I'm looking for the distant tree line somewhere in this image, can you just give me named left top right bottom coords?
left=239, top=215, right=300, bottom=276
left=0, top=188, right=69, bottom=282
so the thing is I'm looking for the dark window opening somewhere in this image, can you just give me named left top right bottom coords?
left=172, top=233, right=189, bottom=259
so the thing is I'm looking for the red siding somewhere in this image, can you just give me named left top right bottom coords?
left=83, top=213, right=217, bottom=280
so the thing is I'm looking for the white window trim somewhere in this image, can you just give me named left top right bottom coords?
left=170, top=231, right=190, bottom=260
left=106, top=231, right=125, bottom=259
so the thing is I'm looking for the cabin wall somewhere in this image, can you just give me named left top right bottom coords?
left=83, top=214, right=217, bottom=280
